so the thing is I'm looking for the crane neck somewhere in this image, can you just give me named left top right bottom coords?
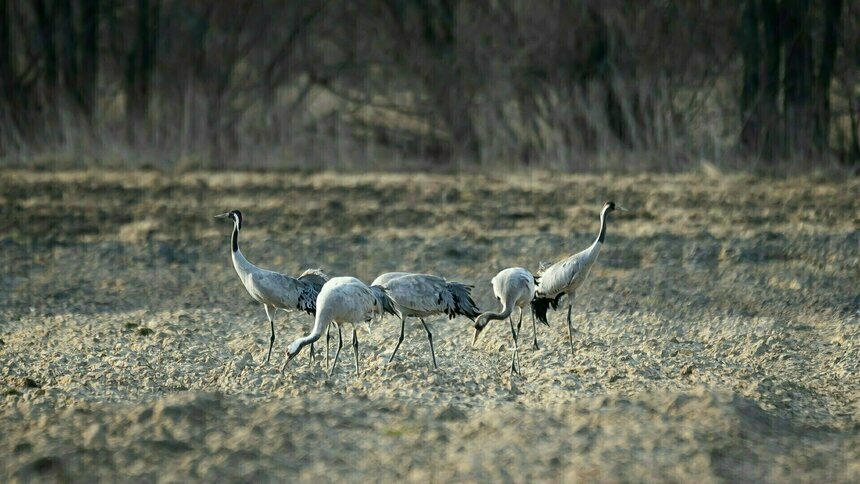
left=231, top=221, right=240, bottom=253
left=596, top=206, right=609, bottom=244
left=229, top=222, right=256, bottom=280
left=476, top=305, right=514, bottom=330
left=291, top=308, right=330, bottom=354
left=293, top=331, right=322, bottom=355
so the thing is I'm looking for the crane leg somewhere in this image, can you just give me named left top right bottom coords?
left=420, top=318, right=437, bottom=369
left=531, top=307, right=540, bottom=350
left=308, top=343, right=315, bottom=367
left=325, top=324, right=331, bottom=371
left=387, top=316, right=407, bottom=364
left=509, top=316, right=521, bottom=375
left=352, top=327, right=360, bottom=377
left=328, top=323, right=343, bottom=377
left=566, top=303, right=575, bottom=356
left=264, top=305, right=276, bottom=365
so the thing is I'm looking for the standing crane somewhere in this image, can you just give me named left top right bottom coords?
left=215, top=210, right=328, bottom=365
left=282, top=277, right=397, bottom=377
left=472, top=267, right=537, bottom=375
left=530, top=201, right=626, bottom=355
left=371, top=272, right=481, bottom=369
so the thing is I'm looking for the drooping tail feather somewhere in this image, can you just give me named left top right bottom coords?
left=298, top=268, right=330, bottom=292
left=370, top=285, right=399, bottom=317
left=531, top=293, right=562, bottom=325
left=295, top=268, right=329, bottom=316
left=446, top=282, right=481, bottom=321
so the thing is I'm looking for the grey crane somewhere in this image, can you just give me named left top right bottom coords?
left=371, top=272, right=412, bottom=287
left=530, top=201, right=626, bottom=355
left=215, top=209, right=328, bottom=365
left=282, top=276, right=397, bottom=376
left=371, top=272, right=481, bottom=369
left=472, top=267, right=537, bottom=375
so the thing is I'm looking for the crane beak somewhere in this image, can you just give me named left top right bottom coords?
left=281, top=352, right=296, bottom=373
left=214, top=212, right=230, bottom=219
left=617, top=205, right=629, bottom=212
left=472, top=326, right=484, bottom=347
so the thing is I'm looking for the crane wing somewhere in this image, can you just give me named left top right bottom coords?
left=296, top=283, right=320, bottom=315
left=251, top=270, right=315, bottom=314
left=298, top=268, right=329, bottom=293
left=371, top=272, right=413, bottom=286
left=384, top=275, right=448, bottom=316
left=536, top=253, right=586, bottom=297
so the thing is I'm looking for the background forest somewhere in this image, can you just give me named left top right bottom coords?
left=0, top=0, right=857, bottom=170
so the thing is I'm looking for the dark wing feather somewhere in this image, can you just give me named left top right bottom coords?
left=370, top=285, right=399, bottom=317
left=446, top=282, right=481, bottom=320
left=295, top=282, right=319, bottom=315
left=530, top=293, right=563, bottom=325
left=298, top=268, right=329, bottom=292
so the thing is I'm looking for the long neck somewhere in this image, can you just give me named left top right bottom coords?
left=595, top=207, right=609, bottom=244
left=230, top=222, right=254, bottom=277
left=293, top=306, right=330, bottom=352
left=231, top=221, right=240, bottom=253
left=476, top=305, right=514, bottom=330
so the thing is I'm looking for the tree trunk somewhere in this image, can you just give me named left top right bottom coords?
left=814, top=0, right=842, bottom=151
left=740, top=0, right=762, bottom=153
left=741, top=0, right=782, bottom=160
left=0, top=0, right=13, bottom=101
left=80, top=0, right=99, bottom=118
left=760, top=0, right=782, bottom=159
left=58, top=0, right=79, bottom=107
left=34, top=1, right=57, bottom=90
left=0, top=0, right=17, bottom=149
left=126, top=0, right=157, bottom=144
left=782, top=0, right=815, bottom=156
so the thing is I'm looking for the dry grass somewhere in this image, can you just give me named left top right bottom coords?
left=0, top=169, right=858, bottom=482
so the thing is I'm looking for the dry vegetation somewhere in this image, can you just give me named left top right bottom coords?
left=1, top=169, right=858, bottom=482
left=3, top=1, right=859, bottom=169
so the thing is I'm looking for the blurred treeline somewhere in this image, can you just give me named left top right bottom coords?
left=0, top=0, right=857, bottom=169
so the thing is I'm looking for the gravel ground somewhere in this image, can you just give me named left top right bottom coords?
left=1, top=169, right=858, bottom=482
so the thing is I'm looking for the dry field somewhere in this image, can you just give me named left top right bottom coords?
left=1, top=169, right=858, bottom=482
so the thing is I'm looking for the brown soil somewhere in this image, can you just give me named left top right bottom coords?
left=1, top=169, right=858, bottom=482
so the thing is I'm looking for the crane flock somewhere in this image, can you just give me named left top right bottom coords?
left=217, top=202, right=625, bottom=377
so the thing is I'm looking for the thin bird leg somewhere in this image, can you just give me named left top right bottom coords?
left=420, top=318, right=437, bottom=370
left=387, top=316, right=407, bottom=364
left=325, top=324, right=331, bottom=371
left=308, top=342, right=315, bottom=367
left=515, top=311, right=523, bottom=372
left=567, top=303, right=575, bottom=356
left=328, top=323, right=343, bottom=377
left=531, top=307, right=540, bottom=350
left=264, top=305, right=276, bottom=365
left=351, top=327, right=360, bottom=377
left=509, top=316, right=521, bottom=375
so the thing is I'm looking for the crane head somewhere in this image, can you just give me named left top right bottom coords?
left=215, top=210, right=243, bottom=229
left=603, top=201, right=628, bottom=214
left=472, top=315, right=489, bottom=347
left=281, top=341, right=303, bottom=373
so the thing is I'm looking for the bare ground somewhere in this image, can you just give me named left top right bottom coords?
left=1, top=169, right=858, bottom=482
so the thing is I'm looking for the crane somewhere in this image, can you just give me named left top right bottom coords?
left=282, top=277, right=397, bottom=377
left=472, top=267, right=537, bottom=375
left=530, top=201, right=626, bottom=355
left=371, top=272, right=480, bottom=369
left=215, top=210, right=328, bottom=365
